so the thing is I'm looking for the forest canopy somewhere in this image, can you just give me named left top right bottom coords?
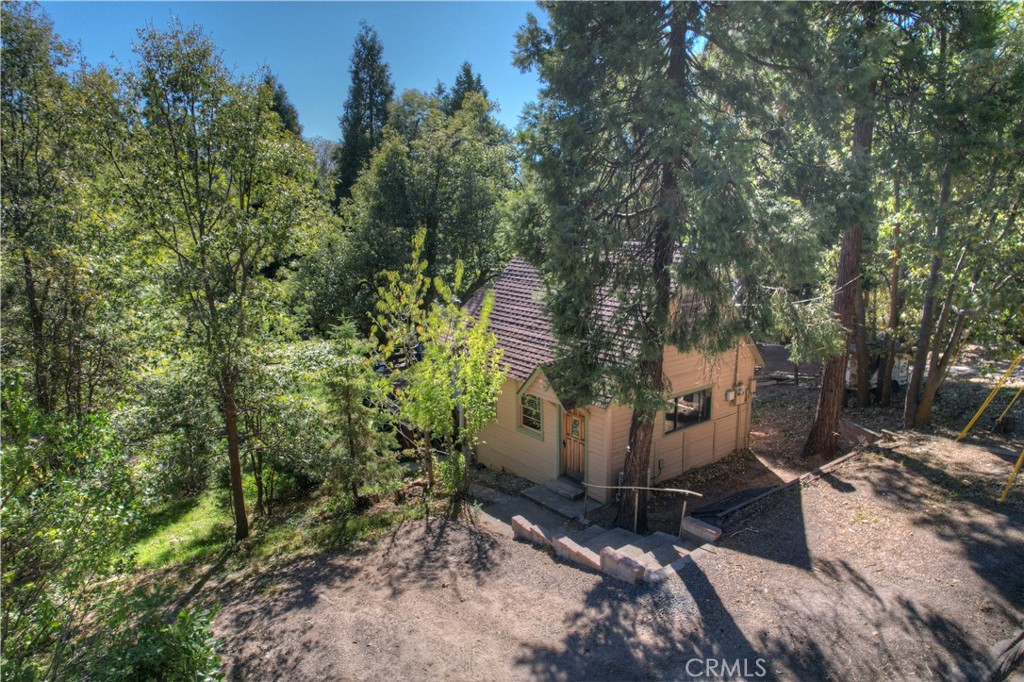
left=2, top=2, right=1021, bottom=677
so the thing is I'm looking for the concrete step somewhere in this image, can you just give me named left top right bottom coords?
left=616, top=531, right=680, bottom=560
left=644, top=554, right=695, bottom=584
left=583, top=527, right=642, bottom=554
left=522, top=484, right=590, bottom=519
left=571, top=525, right=607, bottom=545
left=543, top=476, right=585, bottom=500
left=639, top=537, right=699, bottom=569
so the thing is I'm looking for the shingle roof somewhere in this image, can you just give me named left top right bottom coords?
left=464, top=257, right=556, bottom=382
left=464, top=254, right=710, bottom=388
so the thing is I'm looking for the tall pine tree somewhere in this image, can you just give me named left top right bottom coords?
left=333, top=22, right=394, bottom=204
left=442, top=61, right=488, bottom=115
left=262, top=71, right=302, bottom=136
left=515, top=3, right=782, bottom=531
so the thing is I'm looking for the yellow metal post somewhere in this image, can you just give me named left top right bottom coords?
left=995, top=384, right=1024, bottom=425
left=956, top=353, right=1023, bottom=442
left=998, top=445, right=1024, bottom=503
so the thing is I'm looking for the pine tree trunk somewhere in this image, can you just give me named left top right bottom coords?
left=615, top=412, right=657, bottom=533
left=803, top=4, right=877, bottom=456
left=854, top=281, right=872, bottom=407
left=221, top=366, right=250, bottom=541
left=613, top=2, right=690, bottom=532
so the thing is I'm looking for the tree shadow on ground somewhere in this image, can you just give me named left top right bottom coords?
left=517, top=480, right=999, bottom=681
left=716, top=484, right=813, bottom=570
left=865, top=449, right=1024, bottom=609
left=217, top=507, right=503, bottom=680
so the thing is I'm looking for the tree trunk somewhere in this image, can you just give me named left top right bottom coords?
left=803, top=4, right=877, bottom=456
left=250, top=450, right=265, bottom=517
left=915, top=314, right=968, bottom=425
left=804, top=128, right=874, bottom=455
left=853, top=280, right=872, bottom=407
left=423, top=435, right=435, bottom=488
left=613, top=2, right=690, bottom=532
left=221, top=366, right=250, bottom=541
left=904, top=169, right=951, bottom=427
left=879, top=176, right=903, bottom=407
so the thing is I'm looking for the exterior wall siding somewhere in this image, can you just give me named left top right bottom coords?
left=582, top=405, right=610, bottom=503
left=477, top=341, right=759, bottom=496
left=477, top=378, right=559, bottom=484
left=605, top=342, right=760, bottom=485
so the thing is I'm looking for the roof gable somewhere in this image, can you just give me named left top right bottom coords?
left=464, top=257, right=555, bottom=382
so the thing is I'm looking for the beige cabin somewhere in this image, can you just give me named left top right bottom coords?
left=466, top=258, right=763, bottom=504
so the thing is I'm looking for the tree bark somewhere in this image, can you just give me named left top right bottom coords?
left=802, top=102, right=876, bottom=446
left=903, top=168, right=951, bottom=427
left=879, top=175, right=903, bottom=407
left=803, top=16, right=877, bottom=456
left=613, top=2, right=690, bottom=532
left=221, top=366, right=250, bottom=541
left=853, top=280, right=872, bottom=407
left=915, top=312, right=968, bottom=425
left=801, top=216, right=861, bottom=458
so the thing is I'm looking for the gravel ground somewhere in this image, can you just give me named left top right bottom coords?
left=214, top=431, right=1023, bottom=681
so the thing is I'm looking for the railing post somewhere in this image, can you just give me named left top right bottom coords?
left=633, top=489, right=639, bottom=533
left=679, top=495, right=688, bottom=539
left=582, top=486, right=589, bottom=521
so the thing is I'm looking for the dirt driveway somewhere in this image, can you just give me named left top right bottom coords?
left=215, top=435, right=1023, bottom=681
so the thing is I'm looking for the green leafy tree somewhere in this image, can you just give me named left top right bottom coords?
left=901, top=2, right=1024, bottom=426
left=335, top=90, right=514, bottom=331
left=373, top=231, right=506, bottom=494
left=333, top=22, right=394, bottom=204
left=1, top=376, right=138, bottom=679
left=323, top=326, right=399, bottom=506
left=238, top=344, right=333, bottom=515
left=120, top=356, right=222, bottom=502
left=1, top=3, right=140, bottom=420
left=514, top=2, right=788, bottom=530
left=108, top=21, right=321, bottom=540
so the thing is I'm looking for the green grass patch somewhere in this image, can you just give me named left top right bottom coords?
left=133, top=490, right=234, bottom=569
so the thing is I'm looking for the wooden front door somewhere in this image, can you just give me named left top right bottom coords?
left=562, top=411, right=586, bottom=480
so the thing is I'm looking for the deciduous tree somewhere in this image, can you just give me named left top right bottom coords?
left=112, top=21, right=321, bottom=540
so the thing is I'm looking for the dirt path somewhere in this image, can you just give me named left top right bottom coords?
left=215, top=434, right=1023, bottom=680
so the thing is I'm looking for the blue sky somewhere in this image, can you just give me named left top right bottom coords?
left=43, top=1, right=542, bottom=140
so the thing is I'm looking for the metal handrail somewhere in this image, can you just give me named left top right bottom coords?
left=579, top=482, right=703, bottom=537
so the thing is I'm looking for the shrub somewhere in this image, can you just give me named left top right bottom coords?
left=103, top=607, right=224, bottom=682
